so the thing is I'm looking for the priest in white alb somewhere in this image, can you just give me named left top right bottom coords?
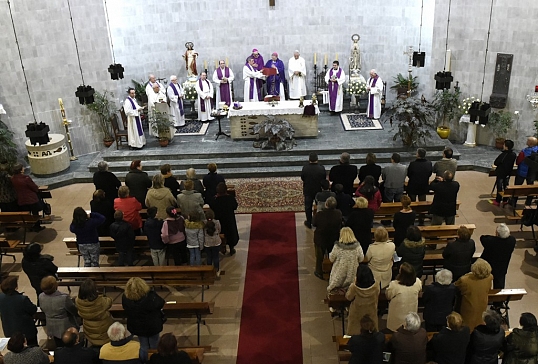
left=147, top=83, right=167, bottom=136
left=324, top=60, right=346, bottom=113
left=194, top=72, right=214, bottom=122
left=212, top=60, right=234, bottom=106
left=123, top=88, right=146, bottom=149
left=243, top=57, right=265, bottom=102
left=288, top=50, right=307, bottom=99
left=167, top=75, right=185, bottom=127
left=367, top=69, right=383, bottom=119
left=145, top=74, right=164, bottom=99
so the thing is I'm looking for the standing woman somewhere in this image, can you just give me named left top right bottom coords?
left=0, top=276, right=38, bottom=346
left=392, top=195, right=416, bottom=248
left=0, top=163, right=17, bottom=212
left=114, top=186, right=143, bottom=235
left=327, top=227, right=364, bottom=294
left=365, top=226, right=395, bottom=289
left=345, top=265, right=380, bottom=334
left=502, top=312, right=538, bottom=364
left=122, top=277, right=165, bottom=361
left=21, top=242, right=57, bottom=304
left=385, top=262, right=422, bottom=332
left=145, top=174, right=177, bottom=220
left=354, top=175, right=382, bottom=212
left=90, top=189, right=114, bottom=236
left=210, top=182, right=239, bottom=256
left=69, top=207, right=105, bottom=267
left=11, top=164, right=43, bottom=230
left=346, top=197, right=374, bottom=255
left=125, top=160, right=152, bottom=208
left=162, top=206, right=187, bottom=265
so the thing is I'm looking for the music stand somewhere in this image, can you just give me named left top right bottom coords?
left=213, top=109, right=229, bottom=140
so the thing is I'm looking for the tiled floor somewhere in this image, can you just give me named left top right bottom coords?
left=2, top=171, right=538, bottom=363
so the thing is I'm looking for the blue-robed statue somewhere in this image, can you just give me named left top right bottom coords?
left=264, top=52, right=286, bottom=98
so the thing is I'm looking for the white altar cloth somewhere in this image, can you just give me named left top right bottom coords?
left=227, top=100, right=319, bottom=118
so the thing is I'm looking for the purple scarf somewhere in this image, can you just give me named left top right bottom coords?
left=247, top=65, right=255, bottom=101
left=368, top=77, right=378, bottom=117
left=127, top=97, right=143, bottom=136
left=169, top=83, right=184, bottom=116
left=328, top=68, right=342, bottom=111
left=198, top=79, right=211, bottom=112
left=216, top=67, right=231, bottom=106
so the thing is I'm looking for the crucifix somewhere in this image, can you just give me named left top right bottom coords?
left=403, top=46, right=414, bottom=97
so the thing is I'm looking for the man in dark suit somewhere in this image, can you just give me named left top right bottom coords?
left=301, top=152, right=326, bottom=229
left=406, top=148, right=433, bottom=202
left=329, top=152, right=358, bottom=196
left=430, top=170, right=460, bottom=225
left=93, top=161, right=122, bottom=203
left=54, top=327, right=99, bottom=364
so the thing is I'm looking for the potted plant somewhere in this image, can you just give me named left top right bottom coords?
left=432, top=88, right=461, bottom=139
left=150, top=109, right=175, bottom=147
left=488, top=110, right=513, bottom=149
left=390, top=73, right=418, bottom=98
left=252, top=116, right=295, bottom=151
left=131, top=79, right=148, bottom=104
left=85, top=90, right=115, bottom=147
left=0, top=120, right=19, bottom=167
left=381, top=97, right=435, bottom=147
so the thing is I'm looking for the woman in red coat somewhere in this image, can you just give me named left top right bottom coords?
left=11, top=164, right=43, bottom=231
left=114, top=185, right=143, bottom=234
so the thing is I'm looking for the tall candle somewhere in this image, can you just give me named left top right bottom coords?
left=335, top=53, right=338, bottom=61
left=314, top=53, right=317, bottom=65
left=204, top=60, right=207, bottom=70
left=324, top=54, right=328, bottom=65
left=445, top=50, right=451, bottom=71
left=215, top=60, right=218, bottom=69
left=226, top=57, right=229, bottom=67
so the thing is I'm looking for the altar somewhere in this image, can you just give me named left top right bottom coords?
left=228, top=101, right=318, bottom=140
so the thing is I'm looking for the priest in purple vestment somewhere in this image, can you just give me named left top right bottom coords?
left=123, top=88, right=146, bottom=149
left=324, top=61, right=346, bottom=113
left=212, top=60, right=235, bottom=106
left=264, top=52, right=286, bottom=98
left=245, top=49, right=265, bottom=101
left=367, top=69, right=384, bottom=119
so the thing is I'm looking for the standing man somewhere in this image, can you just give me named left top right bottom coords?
left=246, top=48, right=265, bottom=100
left=265, top=52, right=286, bottom=98
left=194, top=72, right=214, bottom=122
left=123, top=88, right=146, bottom=150
left=512, top=136, right=538, bottom=206
left=324, top=61, right=345, bottom=113
left=243, top=58, right=265, bottom=102
left=382, top=153, right=407, bottom=202
left=212, top=60, right=234, bottom=106
left=433, top=147, right=457, bottom=178
left=480, top=223, right=516, bottom=289
left=145, top=74, right=164, bottom=99
left=366, top=69, right=383, bottom=119
left=288, top=50, right=307, bottom=100
left=93, top=161, right=121, bottom=203
left=407, top=148, right=433, bottom=202
left=167, top=75, right=185, bottom=128
left=329, top=152, right=358, bottom=196
left=301, top=152, right=326, bottom=229
left=492, top=139, right=517, bottom=206
left=147, top=83, right=167, bottom=136
left=430, top=170, right=460, bottom=225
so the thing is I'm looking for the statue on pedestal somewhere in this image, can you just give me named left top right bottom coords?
left=183, top=42, right=198, bottom=78
left=349, top=34, right=362, bottom=79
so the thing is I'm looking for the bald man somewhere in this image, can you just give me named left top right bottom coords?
left=366, top=69, right=383, bottom=119
left=288, top=50, right=307, bottom=99
left=145, top=74, right=164, bottom=99
left=54, top=327, right=98, bottom=364
left=513, top=137, right=538, bottom=206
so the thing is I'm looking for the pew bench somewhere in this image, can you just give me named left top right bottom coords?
left=148, top=348, right=204, bottom=364
left=0, top=211, right=43, bottom=245
left=57, top=266, right=216, bottom=300
left=500, top=184, right=538, bottom=217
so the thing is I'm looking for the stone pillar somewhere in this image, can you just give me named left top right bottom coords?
left=25, top=134, right=70, bottom=176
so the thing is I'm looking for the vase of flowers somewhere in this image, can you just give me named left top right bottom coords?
left=347, top=80, right=367, bottom=95
left=459, top=97, right=480, bottom=115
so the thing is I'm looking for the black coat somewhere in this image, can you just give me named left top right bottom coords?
left=122, top=290, right=165, bottom=337
left=348, top=331, right=385, bottom=364
left=358, top=164, right=382, bottom=186
left=109, top=220, right=135, bottom=252
left=90, top=199, right=114, bottom=237
left=210, top=194, right=239, bottom=247
left=125, top=169, right=152, bottom=208
left=480, top=234, right=516, bottom=289
left=301, top=162, right=326, bottom=197
left=422, top=282, right=456, bottom=327
left=144, top=217, right=165, bottom=250
left=336, top=192, right=356, bottom=217
left=467, top=324, right=504, bottom=364
left=54, top=343, right=99, bottom=364
left=430, top=326, right=470, bottom=364
left=329, top=163, right=358, bottom=196
left=392, top=211, right=416, bottom=247
left=163, top=176, right=181, bottom=199
left=406, top=158, right=433, bottom=195
left=493, top=150, right=517, bottom=179
left=202, top=172, right=225, bottom=204
left=0, top=291, right=38, bottom=341
left=21, top=255, right=58, bottom=296
left=396, top=238, right=425, bottom=278
left=93, top=170, right=122, bottom=202
left=313, top=208, right=343, bottom=252
left=149, top=351, right=192, bottom=364
left=430, top=179, right=460, bottom=217
left=346, top=208, right=374, bottom=254
left=442, top=239, right=476, bottom=281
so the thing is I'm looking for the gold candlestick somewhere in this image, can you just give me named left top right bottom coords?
left=58, top=98, right=77, bottom=161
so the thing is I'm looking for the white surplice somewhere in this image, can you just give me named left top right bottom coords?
left=212, top=67, right=235, bottom=105
left=166, top=83, right=186, bottom=127
left=194, top=79, right=215, bottom=122
left=367, top=76, right=384, bottom=119
left=145, top=80, right=164, bottom=99
left=324, top=67, right=346, bottom=112
left=123, top=97, right=146, bottom=148
left=243, top=65, right=264, bottom=102
left=288, top=56, right=307, bottom=99
left=147, top=89, right=167, bottom=136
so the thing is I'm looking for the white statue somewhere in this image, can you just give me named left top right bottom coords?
left=350, top=34, right=361, bottom=73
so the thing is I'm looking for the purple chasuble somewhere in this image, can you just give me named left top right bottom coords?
left=169, top=83, right=184, bottom=116
left=127, top=97, right=143, bottom=136
left=247, top=65, right=255, bottom=101
left=265, top=59, right=285, bottom=96
left=216, top=67, right=231, bottom=106
left=198, top=79, right=211, bottom=112
left=368, top=77, right=378, bottom=117
left=328, top=68, right=342, bottom=111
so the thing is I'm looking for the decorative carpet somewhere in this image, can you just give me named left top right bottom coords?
left=340, top=113, right=383, bottom=131
left=174, top=120, right=209, bottom=136
left=227, top=177, right=304, bottom=214
left=236, top=212, right=302, bottom=364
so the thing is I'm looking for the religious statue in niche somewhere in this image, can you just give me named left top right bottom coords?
left=183, top=42, right=198, bottom=78
left=349, top=34, right=362, bottom=76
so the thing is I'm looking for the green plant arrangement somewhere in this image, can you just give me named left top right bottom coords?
left=85, top=90, right=115, bottom=143
left=346, top=80, right=367, bottom=95
left=488, top=110, right=513, bottom=139
left=0, top=119, right=19, bottom=166
left=381, top=97, right=435, bottom=147
left=149, top=109, right=175, bottom=146
left=252, top=116, right=295, bottom=151
left=390, top=73, right=419, bottom=96
left=131, top=79, right=148, bottom=104
left=432, top=89, right=462, bottom=126
left=183, top=84, right=198, bottom=101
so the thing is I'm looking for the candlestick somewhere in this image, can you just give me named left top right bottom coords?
left=445, top=50, right=451, bottom=72
left=215, top=60, right=218, bottom=69
left=58, top=98, right=77, bottom=161
left=324, top=54, right=327, bottom=65
left=314, top=53, right=317, bottom=65
left=226, top=57, right=229, bottom=67
left=204, top=60, right=207, bottom=70
left=335, top=53, right=338, bottom=61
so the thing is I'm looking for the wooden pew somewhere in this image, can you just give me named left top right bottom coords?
left=110, top=302, right=215, bottom=346
left=373, top=200, right=460, bottom=218
left=0, top=211, right=42, bottom=245
left=57, top=266, right=216, bottom=300
left=148, top=348, right=204, bottom=364
left=501, top=184, right=538, bottom=218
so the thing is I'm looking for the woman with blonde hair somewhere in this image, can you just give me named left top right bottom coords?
left=430, top=311, right=471, bottom=364
left=122, top=277, right=165, bottom=360
left=365, top=226, right=395, bottom=289
left=145, top=173, right=177, bottom=220
left=455, top=258, right=493, bottom=331
left=327, top=227, right=364, bottom=294
left=179, top=168, right=204, bottom=194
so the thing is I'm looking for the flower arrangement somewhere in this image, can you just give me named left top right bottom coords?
left=459, top=97, right=480, bottom=114
left=347, top=80, right=367, bottom=95
left=183, top=85, right=198, bottom=101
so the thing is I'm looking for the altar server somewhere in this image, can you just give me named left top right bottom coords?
left=148, top=84, right=167, bottom=136
left=367, top=69, right=384, bottom=119
left=243, top=57, right=265, bottom=102
left=288, top=50, right=307, bottom=99
left=194, top=72, right=214, bottom=122
left=213, top=60, right=234, bottom=106
left=265, top=52, right=286, bottom=98
left=324, top=61, right=346, bottom=113
left=145, top=74, right=164, bottom=98
left=167, top=75, right=185, bottom=127
left=245, top=49, right=265, bottom=100
left=123, top=88, right=146, bottom=149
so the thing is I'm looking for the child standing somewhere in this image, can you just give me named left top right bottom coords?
left=204, top=209, right=222, bottom=276
left=109, top=210, right=135, bottom=266
left=185, top=211, right=205, bottom=266
left=161, top=206, right=186, bottom=265
left=144, top=206, right=166, bottom=266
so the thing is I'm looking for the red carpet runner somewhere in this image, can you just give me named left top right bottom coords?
left=236, top=212, right=303, bottom=364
